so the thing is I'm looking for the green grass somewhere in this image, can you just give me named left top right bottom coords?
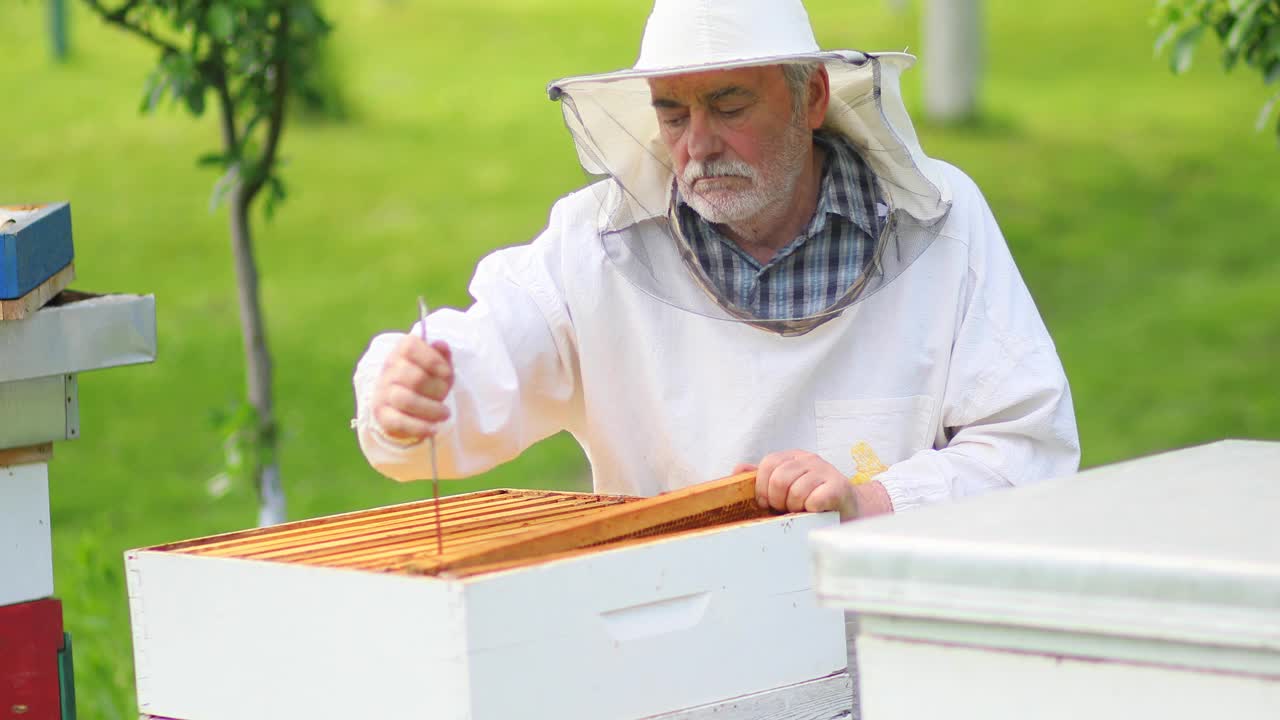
left=2, top=0, right=1278, bottom=716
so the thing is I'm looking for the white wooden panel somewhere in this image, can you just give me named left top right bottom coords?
left=462, top=513, right=846, bottom=719
left=857, top=633, right=1280, bottom=720
left=0, top=375, right=76, bottom=450
left=646, top=672, right=852, bottom=720
left=0, top=462, right=53, bottom=606
left=127, top=551, right=469, bottom=720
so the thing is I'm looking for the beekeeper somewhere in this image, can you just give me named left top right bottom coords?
left=353, top=0, right=1079, bottom=520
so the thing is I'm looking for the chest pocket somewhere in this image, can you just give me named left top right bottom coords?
left=814, top=396, right=936, bottom=477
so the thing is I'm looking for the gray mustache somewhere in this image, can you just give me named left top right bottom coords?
left=682, top=159, right=756, bottom=184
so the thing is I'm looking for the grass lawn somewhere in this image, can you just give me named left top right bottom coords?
left=2, top=0, right=1277, bottom=715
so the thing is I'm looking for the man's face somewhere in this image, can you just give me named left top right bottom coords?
left=648, top=66, right=815, bottom=225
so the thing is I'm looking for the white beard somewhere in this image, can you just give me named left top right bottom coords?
left=676, top=122, right=811, bottom=226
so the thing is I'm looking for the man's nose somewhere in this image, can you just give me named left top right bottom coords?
left=685, top=109, right=723, bottom=162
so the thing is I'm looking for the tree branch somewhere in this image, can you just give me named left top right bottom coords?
left=214, top=76, right=240, bottom=160
left=209, top=41, right=240, bottom=155
left=81, top=0, right=182, bottom=57
left=243, top=10, right=290, bottom=204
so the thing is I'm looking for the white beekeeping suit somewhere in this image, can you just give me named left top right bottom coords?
left=352, top=0, right=1079, bottom=511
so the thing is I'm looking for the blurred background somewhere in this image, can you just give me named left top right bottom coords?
left=2, top=0, right=1277, bottom=715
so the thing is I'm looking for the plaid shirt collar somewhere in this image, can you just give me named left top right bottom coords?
left=799, top=131, right=883, bottom=254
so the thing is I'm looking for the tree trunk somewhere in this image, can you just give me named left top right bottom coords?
left=923, top=0, right=982, bottom=123
left=228, top=191, right=286, bottom=527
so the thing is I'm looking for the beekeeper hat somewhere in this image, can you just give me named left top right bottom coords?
left=547, top=0, right=949, bottom=232
left=562, top=0, right=831, bottom=83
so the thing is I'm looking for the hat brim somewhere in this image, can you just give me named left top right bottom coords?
left=547, top=50, right=873, bottom=100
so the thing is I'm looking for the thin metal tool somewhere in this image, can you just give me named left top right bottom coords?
left=419, top=296, right=444, bottom=555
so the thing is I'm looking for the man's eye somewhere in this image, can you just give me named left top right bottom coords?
left=661, top=115, right=689, bottom=129
left=715, top=106, right=746, bottom=118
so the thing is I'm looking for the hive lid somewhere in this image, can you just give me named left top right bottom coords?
left=0, top=291, right=156, bottom=382
left=0, top=202, right=74, bottom=300
left=811, top=440, right=1280, bottom=658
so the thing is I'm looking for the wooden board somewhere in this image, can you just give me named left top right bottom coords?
left=0, top=263, right=75, bottom=320
left=408, top=472, right=772, bottom=575
left=857, top=632, right=1280, bottom=720
left=0, top=598, right=64, bottom=720
left=0, top=462, right=54, bottom=606
left=0, top=442, right=53, bottom=467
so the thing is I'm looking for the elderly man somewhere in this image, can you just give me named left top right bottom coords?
left=353, top=0, right=1079, bottom=520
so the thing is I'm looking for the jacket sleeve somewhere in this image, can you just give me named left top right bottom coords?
left=352, top=204, right=580, bottom=482
left=876, top=164, right=1081, bottom=512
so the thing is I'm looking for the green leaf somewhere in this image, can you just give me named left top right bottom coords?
left=1154, top=23, right=1180, bottom=56
left=1159, top=0, right=1184, bottom=25
left=196, top=152, right=227, bottom=167
left=1224, top=44, right=1241, bottom=71
left=1266, top=60, right=1280, bottom=84
left=208, top=3, right=235, bottom=43
left=1225, top=2, right=1262, bottom=53
left=184, top=83, right=207, bottom=116
left=262, top=174, right=288, bottom=220
left=139, top=67, right=167, bottom=113
left=1171, top=25, right=1205, bottom=74
left=1258, top=94, right=1278, bottom=132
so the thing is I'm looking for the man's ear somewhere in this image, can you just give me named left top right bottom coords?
left=807, top=66, right=831, bottom=130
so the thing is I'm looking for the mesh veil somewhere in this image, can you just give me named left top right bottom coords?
left=547, top=52, right=953, bottom=335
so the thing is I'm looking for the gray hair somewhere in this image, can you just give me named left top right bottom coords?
left=781, top=61, right=821, bottom=117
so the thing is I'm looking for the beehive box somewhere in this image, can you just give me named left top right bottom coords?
left=126, top=488, right=845, bottom=720
left=812, top=440, right=1280, bottom=720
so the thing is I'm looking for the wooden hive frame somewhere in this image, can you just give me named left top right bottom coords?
left=163, top=473, right=775, bottom=578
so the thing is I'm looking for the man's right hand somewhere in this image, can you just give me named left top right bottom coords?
left=369, top=334, right=455, bottom=445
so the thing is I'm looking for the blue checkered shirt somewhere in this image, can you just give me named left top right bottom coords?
left=675, top=132, right=884, bottom=324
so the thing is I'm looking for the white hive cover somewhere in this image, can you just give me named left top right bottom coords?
left=811, top=440, right=1280, bottom=655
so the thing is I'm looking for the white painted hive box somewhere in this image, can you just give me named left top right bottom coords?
left=126, top=489, right=845, bottom=720
left=811, top=440, right=1280, bottom=720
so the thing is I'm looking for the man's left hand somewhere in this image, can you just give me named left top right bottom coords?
left=734, top=450, right=857, bottom=521
left=734, top=450, right=893, bottom=522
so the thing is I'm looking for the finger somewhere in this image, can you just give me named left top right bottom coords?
left=754, top=455, right=782, bottom=508
left=767, top=460, right=810, bottom=512
left=430, top=340, right=453, bottom=367
left=785, top=470, right=827, bottom=513
left=805, top=481, right=853, bottom=517
left=384, top=354, right=453, bottom=400
left=731, top=463, right=758, bottom=475
left=383, top=356, right=430, bottom=393
left=387, top=384, right=451, bottom=422
left=396, top=335, right=451, bottom=378
left=374, top=406, right=436, bottom=442
left=410, top=375, right=452, bottom=403
left=755, top=450, right=806, bottom=508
